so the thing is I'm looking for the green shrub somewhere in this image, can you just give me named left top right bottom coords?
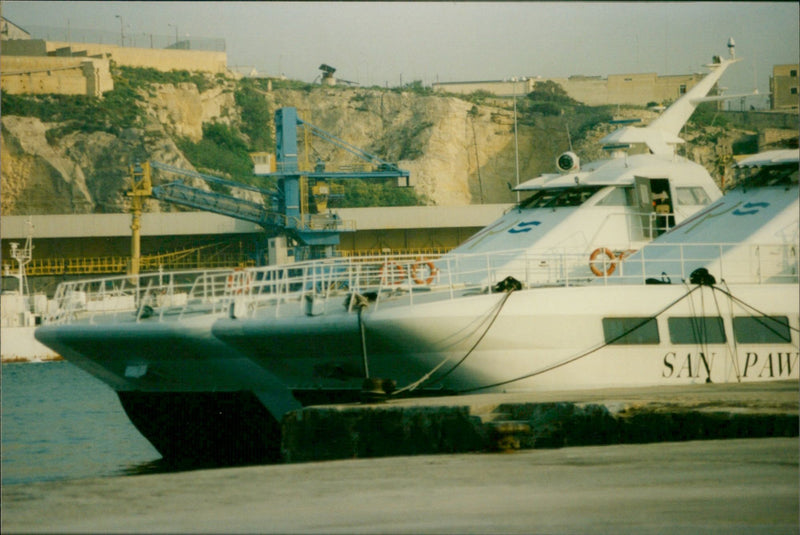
left=234, top=80, right=273, bottom=151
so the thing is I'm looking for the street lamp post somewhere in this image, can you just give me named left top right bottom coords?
left=115, top=15, right=124, bottom=46
left=168, top=24, right=178, bottom=47
left=512, top=77, right=527, bottom=202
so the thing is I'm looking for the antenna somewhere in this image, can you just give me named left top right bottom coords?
left=566, top=124, right=573, bottom=152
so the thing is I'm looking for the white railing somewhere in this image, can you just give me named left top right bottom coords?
left=43, top=242, right=797, bottom=325
left=43, top=268, right=238, bottom=325
left=608, top=243, right=799, bottom=285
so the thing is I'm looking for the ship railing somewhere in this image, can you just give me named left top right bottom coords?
left=227, top=242, right=798, bottom=317
left=223, top=250, right=601, bottom=317
left=43, top=268, right=238, bottom=324
left=606, top=242, right=799, bottom=285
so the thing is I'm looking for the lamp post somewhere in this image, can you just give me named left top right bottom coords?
left=115, top=15, right=124, bottom=46
left=168, top=24, right=178, bottom=47
left=512, top=77, right=527, bottom=202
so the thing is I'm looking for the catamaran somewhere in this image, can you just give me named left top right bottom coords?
left=35, top=42, right=764, bottom=463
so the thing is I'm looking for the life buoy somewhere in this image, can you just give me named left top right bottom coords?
left=411, top=260, right=438, bottom=285
left=380, top=262, right=406, bottom=285
left=226, top=269, right=252, bottom=294
left=589, top=248, right=617, bottom=277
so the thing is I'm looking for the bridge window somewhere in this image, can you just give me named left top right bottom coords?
left=668, top=317, right=726, bottom=344
left=675, top=187, right=711, bottom=205
left=596, top=186, right=636, bottom=206
left=733, top=316, right=791, bottom=343
left=602, top=317, right=660, bottom=345
left=520, top=186, right=603, bottom=209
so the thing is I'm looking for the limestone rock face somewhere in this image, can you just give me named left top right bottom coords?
left=1, top=80, right=744, bottom=216
left=1, top=117, right=95, bottom=214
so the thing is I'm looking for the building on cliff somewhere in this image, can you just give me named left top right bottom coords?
left=0, top=16, right=227, bottom=97
left=433, top=72, right=706, bottom=107
left=770, top=64, right=799, bottom=111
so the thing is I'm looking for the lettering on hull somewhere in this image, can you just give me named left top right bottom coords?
left=662, top=351, right=799, bottom=380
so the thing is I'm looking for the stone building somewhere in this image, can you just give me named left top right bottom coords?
left=770, top=64, right=799, bottom=111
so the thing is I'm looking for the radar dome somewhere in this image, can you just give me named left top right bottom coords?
left=556, top=152, right=580, bottom=173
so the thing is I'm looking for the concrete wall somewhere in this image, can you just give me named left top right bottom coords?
left=433, top=78, right=536, bottom=98
left=43, top=41, right=228, bottom=74
left=0, top=55, right=112, bottom=96
left=434, top=73, right=702, bottom=107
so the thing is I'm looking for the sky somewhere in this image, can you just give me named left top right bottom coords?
left=3, top=2, right=798, bottom=106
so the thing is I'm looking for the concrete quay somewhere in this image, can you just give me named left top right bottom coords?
left=3, top=438, right=797, bottom=534
left=281, top=381, right=799, bottom=462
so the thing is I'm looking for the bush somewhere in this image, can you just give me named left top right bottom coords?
left=176, top=123, right=256, bottom=181
left=335, top=180, right=425, bottom=207
left=234, top=80, right=273, bottom=151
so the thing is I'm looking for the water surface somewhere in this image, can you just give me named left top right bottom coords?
left=2, top=361, right=161, bottom=485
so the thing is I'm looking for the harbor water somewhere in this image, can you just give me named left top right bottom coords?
left=1, top=361, right=161, bottom=485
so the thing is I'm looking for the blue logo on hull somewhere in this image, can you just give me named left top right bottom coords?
left=508, top=221, right=542, bottom=234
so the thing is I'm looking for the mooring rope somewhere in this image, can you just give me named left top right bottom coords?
left=392, top=288, right=516, bottom=396
left=456, top=283, right=704, bottom=394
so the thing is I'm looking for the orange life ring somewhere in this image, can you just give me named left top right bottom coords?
left=411, top=260, right=438, bottom=285
left=589, top=248, right=617, bottom=277
left=226, top=269, right=252, bottom=294
left=380, top=262, right=406, bottom=285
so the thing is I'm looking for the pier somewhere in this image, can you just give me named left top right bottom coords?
left=3, top=381, right=797, bottom=533
left=281, top=380, right=798, bottom=462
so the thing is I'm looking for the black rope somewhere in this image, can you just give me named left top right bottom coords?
left=457, top=284, right=704, bottom=393
left=429, top=288, right=516, bottom=384
left=713, top=284, right=800, bottom=335
left=392, top=288, right=516, bottom=395
left=710, top=285, right=741, bottom=381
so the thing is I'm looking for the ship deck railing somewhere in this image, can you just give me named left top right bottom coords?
left=43, top=268, right=237, bottom=325
left=228, top=242, right=798, bottom=318
left=41, top=242, right=797, bottom=325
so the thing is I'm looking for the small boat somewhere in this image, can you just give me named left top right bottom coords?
left=1, top=221, right=60, bottom=363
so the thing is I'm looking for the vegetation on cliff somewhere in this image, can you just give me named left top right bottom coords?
left=3, top=69, right=779, bottom=216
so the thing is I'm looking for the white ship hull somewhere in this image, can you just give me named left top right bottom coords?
left=213, top=282, right=799, bottom=395
left=1, top=326, right=61, bottom=363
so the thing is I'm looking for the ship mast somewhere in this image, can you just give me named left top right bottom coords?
left=8, top=219, right=34, bottom=296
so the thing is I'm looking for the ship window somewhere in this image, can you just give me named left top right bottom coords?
left=733, top=316, right=791, bottom=343
left=675, top=187, right=711, bottom=205
left=668, top=317, right=726, bottom=344
left=602, top=317, right=660, bottom=345
left=596, top=186, right=636, bottom=206
left=735, top=164, right=798, bottom=188
left=519, top=186, right=603, bottom=209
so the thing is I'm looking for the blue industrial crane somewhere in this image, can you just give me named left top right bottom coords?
left=143, top=107, right=410, bottom=255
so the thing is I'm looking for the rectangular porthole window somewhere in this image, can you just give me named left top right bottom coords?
left=733, top=316, right=791, bottom=343
left=602, top=317, right=660, bottom=345
left=668, top=317, right=726, bottom=344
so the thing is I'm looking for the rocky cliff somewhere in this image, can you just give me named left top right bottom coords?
left=1, top=76, right=749, bottom=216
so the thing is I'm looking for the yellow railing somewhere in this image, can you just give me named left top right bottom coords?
left=4, top=253, right=255, bottom=277
left=339, top=247, right=452, bottom=258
